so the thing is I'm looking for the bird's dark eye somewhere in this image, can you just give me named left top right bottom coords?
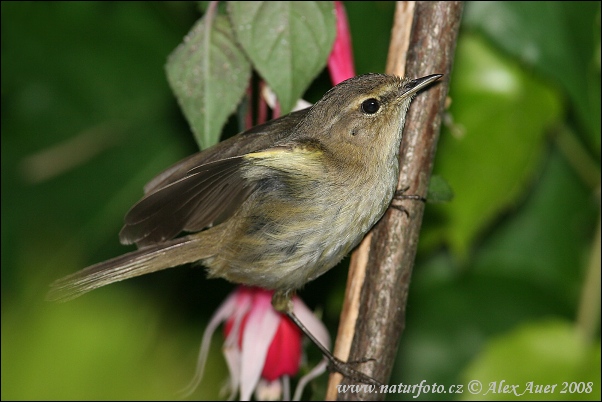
left=361, top=98, right=380, bottom=114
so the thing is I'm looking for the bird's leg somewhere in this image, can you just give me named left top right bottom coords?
left=391, top=186, right=426, bottom=217
left=272, top=292, right=381, bottom=387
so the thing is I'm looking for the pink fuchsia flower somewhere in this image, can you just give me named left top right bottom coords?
left=181, top=286, right=330, bottom=401
left=328, top=1, right=356, bottom=85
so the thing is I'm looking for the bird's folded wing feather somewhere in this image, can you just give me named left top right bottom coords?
left=119, top=156, right=250, bottom=247
left=143, top=108, right=309, bottom=194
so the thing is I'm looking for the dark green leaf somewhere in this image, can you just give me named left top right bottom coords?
left=166, top=13, right=252, bottom=149
left=427, top=175, right=454, bottom=203
left=344, top=2, right=395, bottom=75
left=473, top=148, right=597, bottom=301
left=428, top=34, right=563, bottom=258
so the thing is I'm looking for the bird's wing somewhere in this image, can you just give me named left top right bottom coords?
left=120, top=156, right=250, bottom=247
left=143, top=108, right=309, bottom=194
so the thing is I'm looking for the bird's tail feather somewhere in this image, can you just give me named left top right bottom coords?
left=47, top=234, right=211, bottom=302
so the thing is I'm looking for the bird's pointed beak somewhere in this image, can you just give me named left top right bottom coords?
left=401, top=74, right=443, bottom=97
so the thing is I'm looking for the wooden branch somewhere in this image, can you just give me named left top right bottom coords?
left=326, top=2, right=464, bottom=400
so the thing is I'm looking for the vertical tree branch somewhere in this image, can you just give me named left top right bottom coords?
left=326, top=2, right=463, bottom=400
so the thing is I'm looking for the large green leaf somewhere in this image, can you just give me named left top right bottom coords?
left=460, top=320, right=601, bottom=401
left=166, top=13, right=251, bottom=149
left=463, top=1, right=601, bottom=156
left=425, top=34, right=562, bottom=259
left=228, top=1, right=336, bottom=113
left=473, top=148, right=597, bottom=299
left=397, top=147, right=597, bottom=400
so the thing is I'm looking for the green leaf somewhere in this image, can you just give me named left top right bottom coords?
left=401, top=148, right=597, bottom=397
left=460, top=320, right=601, bottom=401
left=428, top=34, right=563, bottom=259
left=427, top=175, right=454, bottom=203
left=166, top=12, right=252, bottom=149
left=463, top=1, right=601, bottom=156
left=228, top=1, right=336, bottom=113
left=473, top=148, right=597, bottom=300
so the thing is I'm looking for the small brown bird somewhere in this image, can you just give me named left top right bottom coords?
left=48, top=73, right=442, bottom=384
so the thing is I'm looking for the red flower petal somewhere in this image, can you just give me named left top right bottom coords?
left=262, top=314, right=302, bottom=381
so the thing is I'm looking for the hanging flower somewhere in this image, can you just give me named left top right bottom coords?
left=328, top=1, right=356, bottom=85
left=182, top=286, right=330, bottom=401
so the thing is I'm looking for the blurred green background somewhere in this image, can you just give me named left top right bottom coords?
left=2, top=2, right=600, bottom=400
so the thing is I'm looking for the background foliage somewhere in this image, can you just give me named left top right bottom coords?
left=2, top=2, right=599, bottom=400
